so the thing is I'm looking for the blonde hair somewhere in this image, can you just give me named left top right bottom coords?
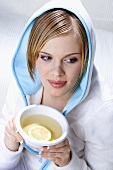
left=27, top=9, right=88, bottom=82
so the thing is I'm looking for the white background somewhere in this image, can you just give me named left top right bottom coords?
left=0, top=0, right=113, bottom=113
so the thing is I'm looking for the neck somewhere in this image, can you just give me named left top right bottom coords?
left=41, top=89, right=72, bottom=112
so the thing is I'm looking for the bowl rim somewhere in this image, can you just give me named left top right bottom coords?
left=16, top=105, right=69, bottom=146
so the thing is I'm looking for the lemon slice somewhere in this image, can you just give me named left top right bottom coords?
left=28, top=124, right=51, bottom=141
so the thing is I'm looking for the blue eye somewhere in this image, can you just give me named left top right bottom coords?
left=40, top=55, right=52, bottom=61
left=65, top=57, right=78, bottom=63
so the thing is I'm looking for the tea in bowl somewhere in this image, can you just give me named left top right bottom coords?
left=16, top=105, right=69, bottom=151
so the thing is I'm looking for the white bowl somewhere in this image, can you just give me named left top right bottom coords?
left=16, top=105, right=69, bottom=151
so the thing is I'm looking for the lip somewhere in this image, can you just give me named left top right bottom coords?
left=48, top=80, right=67, bottom=88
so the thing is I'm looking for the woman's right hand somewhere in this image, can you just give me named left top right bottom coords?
left=4, top=117, right=24, bottom=152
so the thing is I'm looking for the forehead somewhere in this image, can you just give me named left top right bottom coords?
left=40, top=32, right=82, bottom=55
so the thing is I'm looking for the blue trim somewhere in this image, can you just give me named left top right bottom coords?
left=23, top=142, right=42, bottom=163
left=39, top=160, right=51, bottom=170
left=23, top=142, right=51, bottom=169
left=12, top=5, right=93, bottom=170
left=12, top=46, right=27, bottom=106
left=23, top=142, right=39, bottom=155
left=62, top=110, right=67, bottom=116
left=57, top=10, right=92, bottom=115
left=12, top=60, right=28, bottom=106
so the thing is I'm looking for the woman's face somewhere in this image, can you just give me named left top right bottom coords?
left=36, top=32, right=82, bottom=98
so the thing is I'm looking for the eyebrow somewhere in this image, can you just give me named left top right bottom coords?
left=39, top=51, right=81, bottom=57
left=39, top=51, right=52, bottom=55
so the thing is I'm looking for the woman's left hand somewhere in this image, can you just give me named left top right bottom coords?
left=40, top=138, right=71, bottom=167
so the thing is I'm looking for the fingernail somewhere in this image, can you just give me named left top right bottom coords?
left=20, top=141, right=23, bottom=144
left=39, top=151, right=41, bottom=155
left=16, top=129, right=19, bottom=133
left=41, top=148, right=43, bottom=151
left=39, top=148, right=43, bottom=155
left=47, top=146, right=49, bottom=150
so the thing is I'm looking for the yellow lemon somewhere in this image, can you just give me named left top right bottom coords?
left=28, top=124, right=51, bottom=141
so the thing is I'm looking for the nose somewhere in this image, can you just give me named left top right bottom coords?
left=51, top=62, right=65, bottom=77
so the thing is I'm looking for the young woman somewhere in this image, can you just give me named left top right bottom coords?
left=0, top=0, right=113, bottom=169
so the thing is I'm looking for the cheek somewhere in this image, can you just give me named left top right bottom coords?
left=36, top=61, right=49, bottom=79
left=69, top=64, right=82, bottom=81
left=36, top=61, right=44, bottom=77
left=70, top=71, right=80, bottom=83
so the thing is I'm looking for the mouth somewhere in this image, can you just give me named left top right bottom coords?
left=48, top=80, right=67, bottom=88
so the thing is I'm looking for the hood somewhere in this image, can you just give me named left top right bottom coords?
left=12, top=0, right=96, bottom=114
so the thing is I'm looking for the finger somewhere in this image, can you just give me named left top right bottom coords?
left=5, top=126, right=23, bottom=142
left=5, top=119, right=24, bottom=142
left=47, top=138, right=69, bottom=150
left=4, top=130, right=18, bottom=142
left=5, top=123, right=13, bottom=135
left=41, top=145, right=70, bottom=159
left=12, top=117, right=18, bottom=132
left=15, top=132, right=24, bottom=142
left=48, top=145, right=70, bottom=153
left=48, top=156, right=61, bottom=164
left=6, top=118, right=17, bottom=134
left=41, top=151, right=70, bottom=166
left=41, top=139, right=70, bottom=154
left=12, top=117, right=24, bottom=141
left=54, top=156, right=70, bottom=167
left=42, top=151, right=69, bottom=158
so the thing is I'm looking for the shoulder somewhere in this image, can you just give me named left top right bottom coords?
left=84, top=98, right=113, bottom=147
left=68, top=97, right=113, bottom=148
left=89, top=66, right=112, bottom=102
left=67, top=68, right=113, bottom=143
left=2, top=75, right=25, bottom=117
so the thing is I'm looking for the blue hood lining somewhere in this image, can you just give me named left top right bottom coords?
left=11, top=2, right=94, bottom=169
left=12, top=7, right=92, bottom=114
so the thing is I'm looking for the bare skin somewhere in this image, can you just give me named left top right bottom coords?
left=4, top=117, right=71, bottom=166
left=4, top=117, right=24, bottom=151
left=40, top=139, right=71, bottom=166
left=4, top=32, right=82, bottom=166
